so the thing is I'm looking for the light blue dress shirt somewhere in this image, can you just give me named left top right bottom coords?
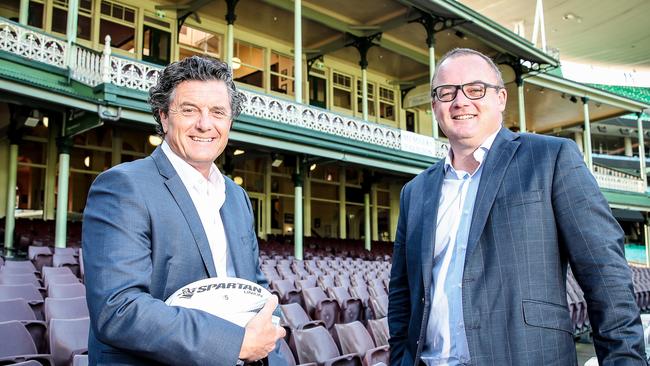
left=421, top=130, right=498, bottom=366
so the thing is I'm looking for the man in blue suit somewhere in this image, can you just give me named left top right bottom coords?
left=387, top=48, right=646, bottom=366
left=82, top=56, right=286, bottom=365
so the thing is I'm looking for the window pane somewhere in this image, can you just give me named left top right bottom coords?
left=357, top=98, right=375, bottom=116
left=179, top=25, right=221, bottom=57
left=80, top=0, right=92, bottom=12
left=100, top=19, right=135, bottom=53
left=142, top=25, right=171, bottom=66
left=27, top=1, right=44, bottom=29
left=101, top=1, right=110, bottom=15
left=333, top=88, right=351, bottom=109
left=77, top=14, right=91, bottom=40
left=380, top=102, right=394, bottom=120
left=234, top=42, right=264, bottom=88
left=51, top=7, right=68, bottom=34
left=16, top=166, right=45, bottom=210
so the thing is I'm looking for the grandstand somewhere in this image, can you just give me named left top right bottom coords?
left=1, top=0, right=650, bottom=364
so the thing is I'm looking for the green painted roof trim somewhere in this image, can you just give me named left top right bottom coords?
left=602, top=189, right=650, bottom=211
left=0, top=53, right=96, bottom=101
left=236, top=113, right=436, bottom=170
left=589, top=84, right=650, bottom=106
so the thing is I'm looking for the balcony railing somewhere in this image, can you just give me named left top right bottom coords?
left=0, top=18, right=448, bottom=159
left=1, top=18, right=648, bottom=194
left=593, top=164, right=646, bottom=194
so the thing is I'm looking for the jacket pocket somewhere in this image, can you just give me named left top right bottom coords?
left=495, top=189, right=543, bottom=207
left=522, top=299, right=573, bottom=334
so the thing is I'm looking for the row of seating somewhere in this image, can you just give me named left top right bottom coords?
left=0, top=259, right=88, bottom=366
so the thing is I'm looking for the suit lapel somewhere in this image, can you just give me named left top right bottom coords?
left=220, top=179, right=244, bottom=277
left=421, top=162, right=445, bottom=293
left=466, top=128, right=520, bottom=260
left=152, top=147, right=217, bottom=278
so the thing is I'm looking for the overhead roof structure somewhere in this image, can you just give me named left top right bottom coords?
left=457, top=0, right=650, bottom=72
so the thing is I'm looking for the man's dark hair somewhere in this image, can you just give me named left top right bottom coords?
left=431, top=48, right=505, bottom=89
left=149, top=55, right=246, bottom=136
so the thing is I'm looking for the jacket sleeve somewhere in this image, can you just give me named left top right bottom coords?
left=552, top=139, right=646, bottom=365
left=388, top=184, right=413, bottom=365
left=82, top=168, right=245, bottom=366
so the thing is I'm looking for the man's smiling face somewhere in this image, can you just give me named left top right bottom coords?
left=432, top=54, right=507, bottom=149
left=161, top=79, right=232, bottom=177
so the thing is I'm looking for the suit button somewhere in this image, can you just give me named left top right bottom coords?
left=416, top=340, right=419, bottom=345
left=421, top=297, right=425, bottom=303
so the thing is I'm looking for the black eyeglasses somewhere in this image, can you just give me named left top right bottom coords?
left=432, top=82, right=503, bottom=102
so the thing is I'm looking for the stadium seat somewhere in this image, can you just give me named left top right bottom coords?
left=278, top=338, right=317, bottom=366
left=41, top=267, right=74, bottom=285
left=44, top=297, right=89, bottom=325
left=0, top=273, right=43, bottom=289
left=44, top=273, right=80, bottom=290
left=292, top=326, right=362, bottom=366
left=296, top=276, right=318, bottom=291
left=48, top=283, right=86, bottom=299
left=279, top=303, right=325, bottom=331
left=28, top=246, right=53, bottom=272
left=334, top=321, right=389, bottom=366
left=366, top=317, right=389, bottom=347
left=318, top=275, right=335, bottom=291
left=328, top=287, right=363, bottom=323
left=350, top=285, right=371, bottom=309
left=49, top=318, right=89, bottom=366
left=272, top=279, right=303, bottom=305
left=368, top=295, right=388, bottom=319
left=302, top=287, right=340, bottom=330
left=52, top=254, right=79, bottom=277
left=0, top=284, right=45, bottom=320
left=0, top=320, right=54, bottom=366
left=72, top=354, right=89, bottom=366
left=0, top=299, right=47, bottom=353
left=3, top=260, right=37, bottom=272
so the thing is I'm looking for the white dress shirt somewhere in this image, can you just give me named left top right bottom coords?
left=161, top=141, right=230, bottom=277
left=421, top=129, right=499, bottom=366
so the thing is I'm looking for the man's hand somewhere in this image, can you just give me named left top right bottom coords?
left=239, top=295, right=286, bottom=361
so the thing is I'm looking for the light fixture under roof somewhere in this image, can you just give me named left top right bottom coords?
left=234, top=176, right=244, bottom=185
left=310, top=164, right=317, bottom=171
left=272, top=155, right=284, bottom=168
left=148, top=135, right=163, bottom=146
left=234, top=149, right=245, bottom=156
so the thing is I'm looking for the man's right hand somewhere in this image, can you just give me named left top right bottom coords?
left=239, top=295, right=286, bottom=362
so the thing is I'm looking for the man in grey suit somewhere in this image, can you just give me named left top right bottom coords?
left=387, top=48, right=646, bottom=366
left=82, top=56, right=286, bottom=365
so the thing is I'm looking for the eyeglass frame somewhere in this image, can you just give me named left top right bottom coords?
left=431, top=81, right=504, bottom=102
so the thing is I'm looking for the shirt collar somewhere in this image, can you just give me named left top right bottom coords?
left=444, top=128, right=500, bottom=173
left=161, top=141, right=225, bottom=192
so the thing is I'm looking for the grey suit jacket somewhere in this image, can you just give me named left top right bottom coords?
left=388, top=128, right=646, bottom=366
left=82, top=147, right=268, bottom=366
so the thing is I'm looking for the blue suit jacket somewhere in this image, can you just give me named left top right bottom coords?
left=82, top=147, right=271, bottom=366
left=388, top=128, right=646, bottom=366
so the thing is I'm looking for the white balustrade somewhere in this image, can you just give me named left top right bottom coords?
left=593, top=165, right=646, bottom=193
left=0, top=17, right=470, bottom=165
left=0, top=19, right=66, bottom=68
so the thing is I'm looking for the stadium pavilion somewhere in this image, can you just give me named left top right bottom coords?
left=1, top=0, right=649, bottom=262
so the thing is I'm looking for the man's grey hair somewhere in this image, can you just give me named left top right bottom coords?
left=149, top=55, right=246, bottom=137
left=431, top=48, right=505, bottom=89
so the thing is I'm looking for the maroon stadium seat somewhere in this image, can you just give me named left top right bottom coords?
left=302, top=287, right=340, bottom=330
left=366, top=317, right=389, bottom=346
left=48, top=283, right=87, bottom=299
left=49, top=317, right=89, bottom=366
left=44, top=297, right=89, bottom=325
left=334, top=321, right=389, bottom=366
left=328, top=287, right=363, bottom=323
left=292, top=326, right=362, bottom=366
left=0, top=284, right=44, bottom=320
left=0, top=299, right=47, bottom=353
left=0, top=320, right=54, bottom=366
